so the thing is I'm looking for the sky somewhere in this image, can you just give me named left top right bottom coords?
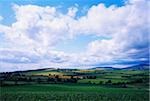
left=0, top=0, right=149, bottom=72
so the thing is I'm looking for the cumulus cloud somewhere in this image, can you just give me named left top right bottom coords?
left=0, top=4, right=78, bottom=54
left=0, top=0, right=149, bottom=71
left=86, top=0, right=149, bottom=64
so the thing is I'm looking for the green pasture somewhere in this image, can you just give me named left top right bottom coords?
left=0, top=84, right=149, bottom=101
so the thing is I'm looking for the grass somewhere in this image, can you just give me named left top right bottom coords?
left=0, top=84, right=149, bottom=101
left=77, top=70, right=149, bottom=85
left=78, top=78, right=130, bottom=84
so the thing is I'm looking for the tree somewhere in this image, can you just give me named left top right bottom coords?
left=71, top=75, right=74, bottom=79
left=88, top=81, right=92, bottom=84
left=93, top=76, right=96, bottom=79
left=55, top=75, right=59, bottom=79
left=37, top=78, right=41, bottom=84
left=14, top=78, right=18, bottom=85
left=0, top=80, right=3, bottom=86
left=105, top=80, right=112, bottom=84
left=99, top=81, right=103, bottom=85
left=107, top=80, right=112, bottom=83
left=122, top=82, right=127, bottom=88
left=28, top=77, right=32, bottom=82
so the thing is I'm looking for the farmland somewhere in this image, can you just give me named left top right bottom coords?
left=0, top=84, right=149, bottom=101
left=0, top=67, right=149, bottom=101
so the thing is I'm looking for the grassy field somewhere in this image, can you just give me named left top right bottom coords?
left=77, top=70, right=149, bottom=86
left=0, top=69, right=149, bottom=101
left=78, top=78, right=130, bottom=84
left=0, top=84, right=149, bottom=101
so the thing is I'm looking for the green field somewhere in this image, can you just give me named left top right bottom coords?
left=0, top=84, right=149, bottom=101
left=0, top=69, right=149, bottom=101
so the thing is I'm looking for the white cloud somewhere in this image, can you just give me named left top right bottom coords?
left=0, top=0, right=149, bottom=71
left=0, top=4, right=77, bottom=54
left=20, top=57, right=31, bottom=62
left=86, top=0, right=149, bottom=63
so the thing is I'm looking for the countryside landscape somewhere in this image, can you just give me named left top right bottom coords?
left=0, top=0, right=149, bottom=101
left=0, top=64, right=149, bottom=101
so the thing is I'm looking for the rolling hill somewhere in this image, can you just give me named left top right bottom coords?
left=122, top=64, right=149, bottom=70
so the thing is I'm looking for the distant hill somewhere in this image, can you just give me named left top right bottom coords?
left=8, top=68, right=55, bottom=73
left=1, top=63, right=149, bottom=74
left=90, top=67, right=121, bottom=70
left=122, top=64, right=149, bottom=70
left=90, top=64, right=149, bottom=70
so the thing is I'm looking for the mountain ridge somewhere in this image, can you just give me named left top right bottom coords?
left=92, top=63, right=149, bottom=70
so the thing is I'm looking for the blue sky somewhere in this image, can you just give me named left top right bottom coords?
left=0, top=0, right=149, bottom=71
left=0, top=0, right=124, bottom=25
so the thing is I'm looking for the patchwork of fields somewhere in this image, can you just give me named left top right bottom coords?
left=0, top=68, right=149, bottom=101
